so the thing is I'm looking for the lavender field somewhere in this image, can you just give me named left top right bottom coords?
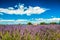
left=0, top=25, right=60, bottom=40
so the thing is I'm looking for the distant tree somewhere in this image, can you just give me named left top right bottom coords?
left=18, top=24, right=21, bottom=25
left=58, top=20, right=60, bottom=24
left=27, top=22, right=32, bottom=25
left=40, top=22, right=46, bottom=25
left=50, top=22, right=57, bottom=24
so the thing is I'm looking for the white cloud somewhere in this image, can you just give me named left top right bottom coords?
left=0, top=4, right=48, bottom=16
left=0, top=18, right=60, bottom=24
left=35, top=18, right=60, bottom=23
left=0, top=19, right=28, bottom=24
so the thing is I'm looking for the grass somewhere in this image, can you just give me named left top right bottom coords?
left=0, top=25, right=60, bottom=40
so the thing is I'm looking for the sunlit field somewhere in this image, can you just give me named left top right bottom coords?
left=0, top=24, right=60, bottom=40
left=0, top=0, right=60, bottom=40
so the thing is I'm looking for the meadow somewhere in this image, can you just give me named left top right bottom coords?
left=0, top=24, right=60, bottom=40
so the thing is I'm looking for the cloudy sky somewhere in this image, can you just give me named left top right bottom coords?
left=0, top=0, right=60, bottom=24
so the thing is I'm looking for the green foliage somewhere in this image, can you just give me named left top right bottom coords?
left=11, top=31, right=21, bottom=40
left=0, top=31, right=60, bottom=40
left=0, top=29, right=60, bottom=40
left=40, top=22, right=46, bottom=25
left=1, top=31, right=21, bottom=40
left=2, top=32, right=11, bottom=40
left=35, top=33, right=41, bottom=40
left=15, top=32, right=21, bottom=40
left=0, top=32, right=3, bottom=40
left=0, top=26, right=60, bottom=40
left=50, top=22, right=57, bottom=24
left=58, top=20, right=60, bottom=24
left=26, top=33, right=31, bottom=40
left=21, top=36, right=26, bottom=40
left=27, top=22, right=32, bottom=25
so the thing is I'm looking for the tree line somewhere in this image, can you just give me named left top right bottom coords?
left=27, top=21, right=60, bottom=25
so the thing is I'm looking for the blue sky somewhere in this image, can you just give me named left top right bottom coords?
left=0, top=0, right=60, bottom=24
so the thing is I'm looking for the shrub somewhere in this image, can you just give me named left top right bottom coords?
left=27, top=22, right=32, bottom=25
left=50, top=22, right=57, bottom=24
left=40, top=22, right=46, bottom=25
